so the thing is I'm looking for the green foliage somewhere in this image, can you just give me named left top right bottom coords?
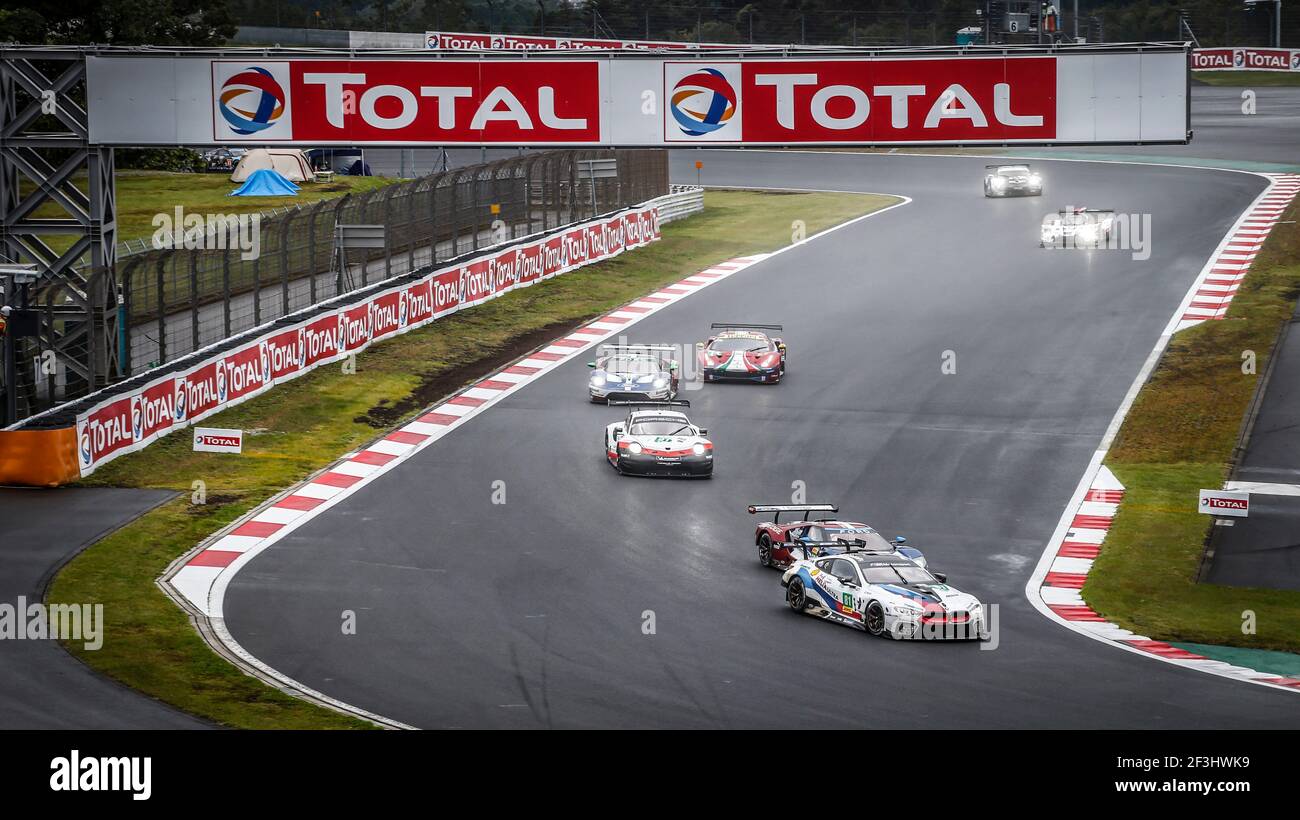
left=5, top=0, right=237, bottom=45
left=116, top=148, right=206, bottom=173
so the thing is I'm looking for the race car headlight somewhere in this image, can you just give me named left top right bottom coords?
left=691, top=443, right=706, bottom=455
left=636, top=374, right=655, bottom=383
left=590, top=374, right=605, bottom=386
left=1029, top=174, right=1042, bottom=185
left=626, top=442, right=642, bottom=454
left=895, top=606, right=923, bottom=620
left=991, top=177, right=1006, bottom=189
left=653, top=377, right=668, bottom=388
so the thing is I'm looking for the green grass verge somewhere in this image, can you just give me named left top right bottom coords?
left=1193, top=70, right=1300, bottom=87
left=31, top=170, right=395, bottom=254
left=1087, top=195, right=1300, bottom=654
left=47, top=189, right=896, bottom=728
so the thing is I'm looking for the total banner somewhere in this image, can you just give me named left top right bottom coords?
left=1191, top=47, right=1300, bottom=72
left=85, top=48, right=1189, bottom=146
left=72, top=206, right=660, bottom=477
left=424, top=31, right=701, bottom=51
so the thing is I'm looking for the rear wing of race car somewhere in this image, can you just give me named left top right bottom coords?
left=599, top=344, right=678, bottom=353
left=608, top=400, right=690, bottom=408
left=748, top=503, right=837, bottom=524
left=986, top=164, right=1032, bottom=170
left=1060, top=207, right=1115, bottom=216
left=711, top=323, right=784, bottom=332
left=794, top=538, right=870, bottom=559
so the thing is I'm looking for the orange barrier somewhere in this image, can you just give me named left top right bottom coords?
left=0, top=427, right=80, bottom=487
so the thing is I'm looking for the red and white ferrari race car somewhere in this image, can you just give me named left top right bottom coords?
left=698, top=323, right=786, bottom=384
left=748, top=503, right=927, bottom=570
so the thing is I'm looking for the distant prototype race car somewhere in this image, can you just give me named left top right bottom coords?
left=984, top=164, right=1043, bottom=197
left=604, top=400, right=713, bottom=477
left=1041, top=207, right=1116, bottom=247
left=698, top=323, right=786, bottom=384
left=781, top=551, right=985, bottom=640
left=587, top=344, right=680, bottom=402
left=748, top=503, right=927, bottom=570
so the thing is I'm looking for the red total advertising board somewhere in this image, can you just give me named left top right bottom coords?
left=212, top=59, right=602, bottom=144
left=425, top=31, right=695, bottom=51
left=1237, top=48, right=1293, bottom=71
left=664, top=58, right=1057, bottom=144
left=1191, top=48, right=1236, bottom=70
left=66, top=203, right=661, bottom=476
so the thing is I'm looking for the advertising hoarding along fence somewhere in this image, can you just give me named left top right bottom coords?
left=425, top=31, right=705, bottom=51
left=1191, top=47, right=1300, bottom=71
left=85, top=47, right=1189, bottom=147
left=69, top=204, right=660, bottom=478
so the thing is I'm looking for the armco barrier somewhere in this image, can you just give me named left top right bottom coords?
left=1192, top=47, right=1300, bottom=72
left=1, top=202, right=663, bottom=485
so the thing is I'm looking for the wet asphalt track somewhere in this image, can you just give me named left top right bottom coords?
left=222, top=148, right=1300, bottom=728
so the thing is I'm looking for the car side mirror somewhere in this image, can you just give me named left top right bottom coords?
left=587, top=362, right=596, bottom=368
left=669, top=361, right=679, bottom=370
left=893, top=536, right=907, bottom=546
left=933, top=572, right=947, bottom=583
left=697, top=428, right=708, bottom=435
left=839, top=576, right=857, bottom=587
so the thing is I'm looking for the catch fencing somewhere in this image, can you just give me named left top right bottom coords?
left=118, top=149, right=668, bottom=375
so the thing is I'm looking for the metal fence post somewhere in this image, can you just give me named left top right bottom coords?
left=221, top=247, right=231, bottom=338
left=280, top=210, right=293, bottom=315
left=189, top=251, right=200, bottom=352
left=155, top=255, right=167, bottom=365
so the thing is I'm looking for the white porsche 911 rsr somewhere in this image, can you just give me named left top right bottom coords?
left=781, top=551, right=984, bottom=640
left=604, top=401, right=713, bottom=478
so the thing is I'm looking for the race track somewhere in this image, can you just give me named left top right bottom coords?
left=224, top=150, right=1300, bottom=728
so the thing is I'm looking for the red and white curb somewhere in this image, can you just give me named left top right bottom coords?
left=1029, top=171, right=1300, bottom=695
left=164, top=253, right=770, bottom=620
left=1176, top=173, right=1299, bottom=330
left=1036, top=467, right=1300, bottom=691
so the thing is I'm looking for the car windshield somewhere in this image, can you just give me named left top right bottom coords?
left=629, top=419, right=691, bottom=436
left=859, top=563, right=938, bottom=586
left=823, top=528, right=895, bottom=550
left=604, top=355, right=660, bottom=374
left=711, top=336, right=771, bottom=352
left=996, top=166, right=1029, bottom=176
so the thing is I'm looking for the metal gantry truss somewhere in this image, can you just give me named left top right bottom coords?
left=0, top=48, right=118, bottom=425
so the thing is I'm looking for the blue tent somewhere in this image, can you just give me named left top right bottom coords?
left=229, top=168, right=300, bottom=197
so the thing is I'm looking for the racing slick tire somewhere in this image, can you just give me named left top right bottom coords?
left=786, top=577, right=808, bottom=611
left=864, top=600, right=888, bottom=638
left=758, top=534, right=774, bottom=567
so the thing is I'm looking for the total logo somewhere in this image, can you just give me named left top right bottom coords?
left=78, top=423, right=93, bottom=469
left=259, top=341, right=271, bottom=381
left=1235, top=51, right=1246, bottom=68
left=131, top=395, right=144, bottom=441
left=213, top=62, right=292, bottom=140
left=1293, top=52, right=1300, bottom=71
left=215, top=365, right=228, bottom=404
left=668, top=65, right=740, bottom=141
left=174, top=378, right=188, bottom=423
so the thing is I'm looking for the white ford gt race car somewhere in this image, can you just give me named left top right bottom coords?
left=781, top=551, right=985, bottom=640
left=604, top=400, right=713, bottom=477
left=984, top=164, right=1043, bottom=197
left=1041, top=207, right=1116, bottom=248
